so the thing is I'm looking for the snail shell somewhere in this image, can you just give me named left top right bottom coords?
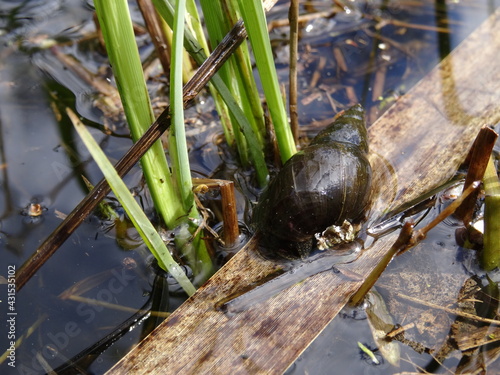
left=252, top=104, right=372, bottom=260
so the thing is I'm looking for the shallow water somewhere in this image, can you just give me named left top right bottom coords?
left=288, top=184, right=495, bottom=374
left=0, top=0, right=499, bottom=374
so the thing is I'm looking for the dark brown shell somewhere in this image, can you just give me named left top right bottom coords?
left=252, top=104, right=372, bottom=259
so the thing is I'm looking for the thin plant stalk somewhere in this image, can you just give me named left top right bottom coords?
left=0, top=315, right=46, bottom=365
left=168, top=0, right=213, bottom=280
left=169, top=0, right=193, bottom=211
left=481, top=157, right=500, bottom=271
left=165, top=0, right=265, bottom=275
left=137, top=0, right=171, bottom=74
left=289, top=0, right=299, bottom=143
left=232, top=44, right=266, bottom=143
left=236, top=0, right=297, bottom=162
left=159, top=14, right=193, bottom=83
left=185, top=0, right=209, bottom=55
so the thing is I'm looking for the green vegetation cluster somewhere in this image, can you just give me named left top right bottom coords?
left=89, top=0, right=296, bottom=294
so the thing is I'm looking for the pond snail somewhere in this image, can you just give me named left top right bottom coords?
left=252, top=104, right=372, bottom=260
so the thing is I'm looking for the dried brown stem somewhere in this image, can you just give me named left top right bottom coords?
left=268, top=9, right=337, bottom=31
left=350, top=220, right=414, bottom=305
left=369, top=65, right=387, bottom=123
left=219, top=182, right=239, bottom=247
left=455, top=126, right=498, bottom=225
left=352, top=180, right=481, bottom=305
left=192, top=178, right=240, bottom=248
left=364, top=14, right=452, bottom=33
left=137, top=0, right=171, bottom=74
left=404, top=180, right=481, bottom=252
left=309, top=55, right=326, bottom=88
left=383, top=287, right=500, bottom=326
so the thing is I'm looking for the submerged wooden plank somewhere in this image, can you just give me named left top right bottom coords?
left=107, top=8, right=500, bottom=375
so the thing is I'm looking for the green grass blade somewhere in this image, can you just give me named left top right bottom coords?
left=94, top=0, right=213, bottom=282
left=221, top=0, right=266, bottom=143
left=185, top=0, right=210, bottom=55
left=153, top=0, right=208, bottom=70
left=199, top=0, right=250, bottom=165
left=167, top=0, right=213, bottom=282
left=236, top=0, right=297, bottom=162
left=154, top=0, right=269, bottom=185
left=93, top=0, right=183, bottom=229
left=481, top=157, right=500, bottom=271
left=169, top=0, right=193, bottom=211
left=155, top=0, right=233, bottom=150
left=68, top=109, right=196, bottom=296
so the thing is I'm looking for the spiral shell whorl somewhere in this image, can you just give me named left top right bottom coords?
left=253, top=105, right=372, bottom=260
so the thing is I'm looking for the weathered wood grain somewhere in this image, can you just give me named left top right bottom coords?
left=107, top=7, right=500, bottom=375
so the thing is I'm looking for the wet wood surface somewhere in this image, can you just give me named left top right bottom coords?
left=107, top=8, right=500, bottom=375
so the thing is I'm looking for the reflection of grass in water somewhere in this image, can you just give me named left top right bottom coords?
left=63, top=295, right=169, bottom=319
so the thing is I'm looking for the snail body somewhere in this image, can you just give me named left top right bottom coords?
left=252, top=104, right=372, bottom=260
